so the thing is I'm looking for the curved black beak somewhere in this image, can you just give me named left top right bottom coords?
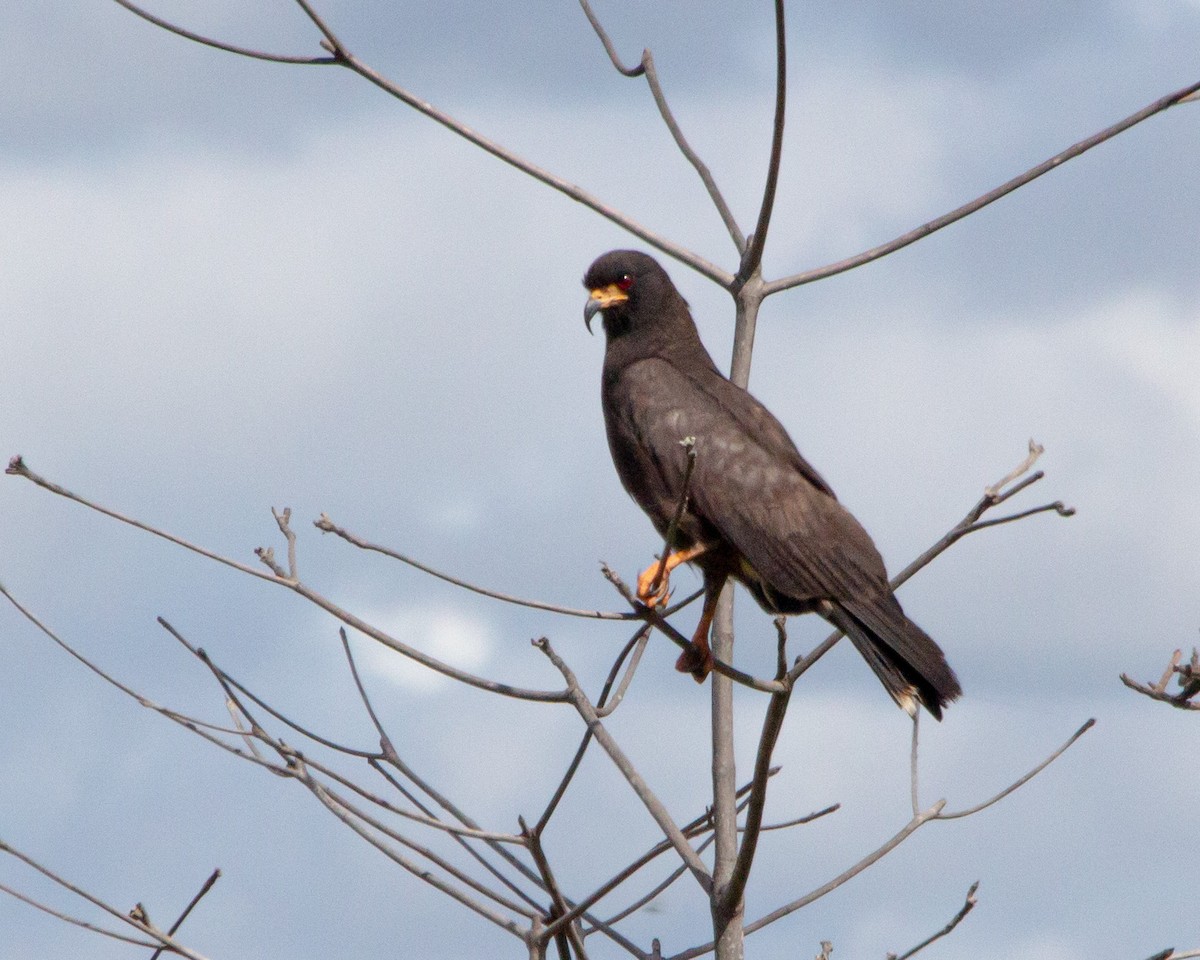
left=584, top=297, right=602, bottom=334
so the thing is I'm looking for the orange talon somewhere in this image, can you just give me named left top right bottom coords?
left=635, top=541, right=710, bottom=609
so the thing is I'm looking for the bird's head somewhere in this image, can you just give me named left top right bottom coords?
left=582, top=249, right=671, bottom=335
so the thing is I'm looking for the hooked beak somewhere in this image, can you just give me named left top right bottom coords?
left=584, top=284, right=629, bottom=334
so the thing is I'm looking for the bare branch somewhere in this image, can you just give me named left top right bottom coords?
left=0, top=839, right=213, bottom=960
left=325, top=55, right=732, bottom=285
left=272, top=507, right=299, bottom=578
left=109, top=2, right=732, bottom=283
left=6, top=458, right=572, bottom=702
left=886, top=881, right=979, bottom=960
left=740, top=0, right=787, bottom=281
left=7, top=456, right=278, bottom=584
left=536, top=627, right=651, bottom=835
left=751, top=803, right=840, bottom=833
left=522, top=819, right=589, bottom=960
left=298, top=763, right=531, bottom=939
left=370, top=747, right=649, bottom=958
left=646, top=437, right=699, bottom=602
left=0, top=881, right=161, bottom=950
left=578, top=1, right=746, bottom=253
left=556, top=776, right=766, bottom=940
left=317, top=513, right=686, bottom=622
left=601, top=564, right=784, bottom=694
left=788, top=444, right=1072, bottom=686
left=148, top=868, right=222, bottom=960
left=534, top=638, right=714, bottom=893
left=766, top=77, right=1200, bottom=294
left=111, top=0, right=337, bottom=64
left=1122, top=648, right=1200, bottom=711
left=722, top=631, right=794, bottom=913
left=668, top=801, right=947, bottom=960
left=936, top=718, right=1095, bottom=820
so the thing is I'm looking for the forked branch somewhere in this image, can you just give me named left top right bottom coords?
left=1121, top=648, right=1200, bottom=711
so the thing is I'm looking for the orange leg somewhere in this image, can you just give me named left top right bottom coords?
left=675, top=575, right=724, bottom=682
left=636, top=541, right=710, bottom=608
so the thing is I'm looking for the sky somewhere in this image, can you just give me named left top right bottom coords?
left=1, top=1, right=1198, bottom=958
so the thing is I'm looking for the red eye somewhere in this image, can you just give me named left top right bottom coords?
left=617, top=274, right=634, bottom=291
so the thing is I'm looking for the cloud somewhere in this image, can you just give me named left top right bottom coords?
left=349, top=604, right=495, bottom=693
left=1088, top=290, right=1200, bottom=426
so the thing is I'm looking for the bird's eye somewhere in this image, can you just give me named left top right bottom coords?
left=617, top=274, right=634, bottom=291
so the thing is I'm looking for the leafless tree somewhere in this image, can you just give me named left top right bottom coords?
left=4, top=2, right=1197, bottom=958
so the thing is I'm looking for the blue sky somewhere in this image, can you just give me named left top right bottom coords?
left=2, top=2, right=1198, bottom=958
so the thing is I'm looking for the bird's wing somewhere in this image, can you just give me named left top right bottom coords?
left=610, top=357, right=887, bottom=604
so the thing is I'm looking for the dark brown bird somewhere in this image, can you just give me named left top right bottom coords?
left=583, top=249, right=961, bottom=718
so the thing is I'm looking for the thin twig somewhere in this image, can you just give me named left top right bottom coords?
left=887, top=881, right=979, bottom=960
left=740, top=0, right=787, bottom=282
left=0, top=840, right=212, bottom=960
left=534, top=638, right=713, bottom=894
left=536, top=627, right=651, bottom=834
left=299, top=765, right=530, bottom=939
left=317, top=513, right=700, bottom=621
left=910, top=712, right=921, bottom=817
left=0, top=882, right=160, bottom=949
left=750, top=803, right=839, bottom=833
left=6, top=457, right=572, bottom=703
left=147, top=868, right=222, bottom=960
left=601, top=564, right=783, bottom=694
left=1121, top=647, right=1200, bottom=711
left=112, top=0, right=733, bottom=283
left=111, top=0, right=337, bottom=64
left=577, top=0, right=746, bottom=253
left=787, top=444, right=1072, bottom=686
left=522, top=819, right=589, bottom=960
left=668, top=802, right=948, bottom=960
left=546, top=773, right=776, bottom=942
left=369, top=756, right=647, bottom=958
left=936, top=719, right=1095, bottom=820
left=648, top=438, right=698, bottom=600
left=765, top=77, right=1200, bottom=294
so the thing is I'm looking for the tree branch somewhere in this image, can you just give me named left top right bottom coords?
left=6, top=457, right=571, bottom=703
left=111, top=0, right=337, bottom=64
left=316, top=513, right=684, bottom=622
left=1121, top=648, right=1200, bottom=711
left=765, top=77, right=1200, bottom=294
left=578, top=0, right=746, bottom=253
left=886, top=881, right=979, bottom=960
left=935, top=718, right=1095, bottom=820
left=0, top=839, right=213, bottom=960
left=534, top=638, right=714, bottom=894
left=739, top=0, right=786, bottom=282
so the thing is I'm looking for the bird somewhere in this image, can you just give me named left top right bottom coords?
left=582, top=249, right=961, bottom=719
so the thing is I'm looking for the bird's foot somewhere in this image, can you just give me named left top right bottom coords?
left=675, top=638, right=713, bottom=682
left=635, top=562, right=672, bottom=608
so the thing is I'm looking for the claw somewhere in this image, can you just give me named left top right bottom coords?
left=636, top=564, right=672, bottom=608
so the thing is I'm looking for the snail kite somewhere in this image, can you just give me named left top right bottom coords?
left=583, top=249, right=961, bottom=718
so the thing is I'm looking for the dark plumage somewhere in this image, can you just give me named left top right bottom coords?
left=583, top=249, right=961, bottom=719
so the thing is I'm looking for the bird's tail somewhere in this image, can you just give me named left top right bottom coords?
left=825, top=597, right=961, bottom=720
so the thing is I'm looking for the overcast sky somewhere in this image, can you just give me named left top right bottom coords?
left=2, top=2, right=1198, bottom=959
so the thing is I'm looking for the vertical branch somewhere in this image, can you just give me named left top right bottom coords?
left=708, top=586, right=743, bottom=959
left=739, top=0, right=787, bottom=282
left=721, top=624, right=794, bottom=914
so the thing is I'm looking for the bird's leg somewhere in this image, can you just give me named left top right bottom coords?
left=637, top=541, right=710, bottom=608
left=675, top=575, right=723, bottom=681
